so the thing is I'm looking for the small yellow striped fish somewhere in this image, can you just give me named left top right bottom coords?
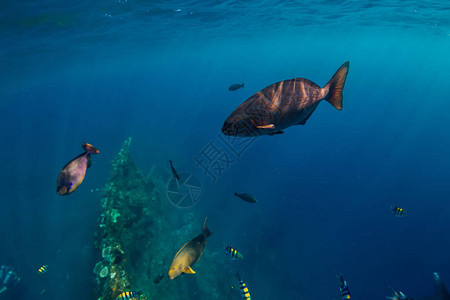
left=237, top=273, right=251, bottom=300
left=225, top=245, right=244, bottom=260
left=391, top=206, right=406, bottom=217
left=37, top=265, right=48, bottom=276
left=338, top=274, right=351, bottom=299
left=116, top=291, right=142, bottom=300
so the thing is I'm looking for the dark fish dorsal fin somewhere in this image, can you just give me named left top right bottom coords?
left=298, top=103, right=319, bottom=125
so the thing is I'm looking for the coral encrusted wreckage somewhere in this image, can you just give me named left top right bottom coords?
left=93, top=138, right=229, bottom=300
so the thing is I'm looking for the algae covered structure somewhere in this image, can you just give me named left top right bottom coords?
left=93, top=138, right=231, bottom=300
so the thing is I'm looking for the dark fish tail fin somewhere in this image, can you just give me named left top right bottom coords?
left=82, top=143, right=100, bottom=154
left=241, top=83, right=244, bottom=88
left=324, top=61, right=349, bottom=110
left=234, top=192, right=238, bottom=196
left=203, top=217, right=212, bottom=238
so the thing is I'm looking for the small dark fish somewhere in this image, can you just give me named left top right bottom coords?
left=57, top=143, right=99, bottom=195
left=116, top=291, right=142, bottom=300
left=391, top=206, right=406, bottom=217
left=229, top=83, right=244, bottom=91
left=153, top=273, right=164, bottom=284
left=169, top=160, right=180, bottom=182
left=168, top=217, right=212, bottom=279
left=338, top=274, right=351, bottom=300
left=222, top=62, right=349, bottom=137
left=225, top=245, right=244, bottom=260
left=37, top=265, right=48, bottom=276
left=234, top=192, right=257, bottom=203
left=237, top=272, right=251, bottom=300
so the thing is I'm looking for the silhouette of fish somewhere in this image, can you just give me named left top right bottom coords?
left=169, top=160, right=180, bottom=182
left=229, top=83, right=244, bottom=91
left=168, top=218, right=212, bottom=279
left=57, top=143, right=99, bottom=195
left=234, top=192, right=257, bottom=203
left=222, top=62, right=349, bottom=137
left=153, top=273, right=164, bottom=284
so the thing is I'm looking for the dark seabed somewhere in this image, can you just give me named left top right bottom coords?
left=1, top=0, right=450, bottom=299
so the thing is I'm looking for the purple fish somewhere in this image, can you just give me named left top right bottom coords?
left=222, top=62, right=349, bottom=137
left=57, top=143, right=99, bottom=195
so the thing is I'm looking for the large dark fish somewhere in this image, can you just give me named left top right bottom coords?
left=229, top=83, right=244, bottom=91
left=168, top=218, right=212, bottom=279
left=234, top=192, right=257, bottom=203
left=57, top=143, right=99, bottom=195
left=222, top=62, right=349, bottom=137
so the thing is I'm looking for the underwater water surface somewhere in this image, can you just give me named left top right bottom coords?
left=1, top=0, right=450, bottom=299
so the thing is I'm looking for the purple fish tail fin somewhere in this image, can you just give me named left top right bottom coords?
left=203, top=217, right=212, bottom=238
left=82, top=143, right=100, bottom=154
left=324, top=61, right=349, bottom=110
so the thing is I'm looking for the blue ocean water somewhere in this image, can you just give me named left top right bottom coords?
left=1, top=0, right=450, bottom=299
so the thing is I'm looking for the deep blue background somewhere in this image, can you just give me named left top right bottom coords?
left=1, top=1, right=450, bottom=299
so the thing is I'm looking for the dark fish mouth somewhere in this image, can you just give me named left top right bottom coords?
left=222, top=123, right=237, bottom=136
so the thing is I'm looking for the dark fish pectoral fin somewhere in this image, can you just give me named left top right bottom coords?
left=324, top=61, right=349, bottom=110
left=268, top=131, right=284, bottom=136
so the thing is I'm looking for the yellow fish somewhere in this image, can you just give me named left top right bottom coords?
left=168, top=217, right=212, bottom=279
left=37, top=265, right=48, bottom=276
left=116, top=291, right=141, bottom=300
